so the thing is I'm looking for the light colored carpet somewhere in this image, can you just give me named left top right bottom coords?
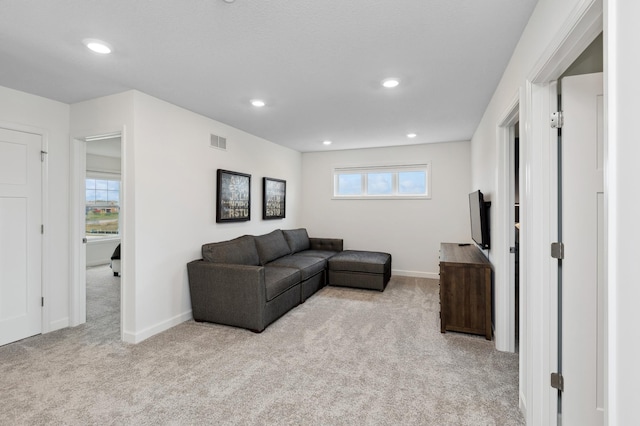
left=0, top=267, right=524, bottom=425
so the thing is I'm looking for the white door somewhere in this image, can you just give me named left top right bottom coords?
left=560, top=72, right=604, bottom=425
left=0, top=127, right=42, bottom=346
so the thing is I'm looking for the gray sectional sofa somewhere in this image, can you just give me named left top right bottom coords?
left=187, top=228, right=343, bottom=332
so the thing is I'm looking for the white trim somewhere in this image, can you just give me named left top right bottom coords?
left=49, top=317, right=69, bottom=332
left=392, top=270, right=439, bottom=280
left=604, top=2, right=616, bottom=423
left=69, top=137, right=87, bottom=326
left=41, top=129, right=50, bottom=333
left=84, top=132, right=121, bottom=142
left=549, top=80, right=561, bottom=426
left=332, top=163, right=432, bottom=199
left=518, top=85, right=530, bottom=416
left=524, top=77, right=560, bottom=426
left=521, top=0, right=603, bottom=423
left=495, top=92, right=520, bottom=353
left=529, top=0, right=604, bottom=83
left=69, top=127, right=126, bottom=342
left=123, top=310, right=192, bottom=344
left=332, top=195, right=430, bottom=201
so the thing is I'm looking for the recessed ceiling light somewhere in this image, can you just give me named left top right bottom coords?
left=83, top=38, right=112, bottom=54
left=382, top=78, right=400, bottom=88
left=323, top=140, right=332, bottom=146
left=224, top=0, right=235, bottom=3
left=250, top=99, right=265, bottom=107
left=407, top=133, right=417, bottom=138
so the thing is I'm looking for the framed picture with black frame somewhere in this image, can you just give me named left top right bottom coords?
left=216, top=169, right=251, bottom=223
left=263, top=177, right=286, bottom=220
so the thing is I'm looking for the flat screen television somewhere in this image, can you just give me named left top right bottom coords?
left=469, top=190, right=490, bottom=249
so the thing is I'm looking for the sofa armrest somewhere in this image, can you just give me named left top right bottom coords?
left=309, top=238, right=343, bottom=252
left=187, top=260, right=267, bottom=332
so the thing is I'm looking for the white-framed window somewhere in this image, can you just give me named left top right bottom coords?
left=85, top=174, right=120, bottom=240
left=333, top=164, right=431, bottom=199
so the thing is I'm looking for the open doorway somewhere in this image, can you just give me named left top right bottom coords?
left=83, top=135, right=121, bottom=338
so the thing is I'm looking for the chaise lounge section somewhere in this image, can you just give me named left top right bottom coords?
left=328, top=250, right=392, bottom=291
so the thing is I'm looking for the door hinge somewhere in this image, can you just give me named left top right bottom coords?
left=40, top=150, right=48, bottom=162
left=510, top=246, right=517, bottom=254
left=550, top=111, right=564, bottom=129
left=551, top=372, right=564, bottom=391
left=41, top=297, right=44, bottom=307
left=551, top=242, right=564, bottom=259
left=41, top=224, right=44, bottom=234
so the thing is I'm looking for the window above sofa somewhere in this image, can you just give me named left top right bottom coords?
left=332, top=163, right=431, bottom=200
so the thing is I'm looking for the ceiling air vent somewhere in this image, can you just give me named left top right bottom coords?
left=210, top=134, right=227, bottom=150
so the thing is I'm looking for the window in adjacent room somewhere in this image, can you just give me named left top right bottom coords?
left=333, top=164, right=430, bottom=199
left=85, top=177, right=120, bottom=239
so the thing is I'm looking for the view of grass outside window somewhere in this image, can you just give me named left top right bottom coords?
left=86, top=178, right=120, bottom=238
left=334, top=164, right=430, bottom=199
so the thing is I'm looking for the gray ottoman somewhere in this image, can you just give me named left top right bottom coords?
left=328, top=250, right=392, bottom=291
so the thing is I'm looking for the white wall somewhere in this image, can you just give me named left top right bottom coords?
left=471, top=0, right=596, bottom=187
left=301, top=142, right=471, bottom=277
left=606, top=0, right=640, bottom=423
left=467, top=0, right=640, bottom=423
left=70, top=91, right=135, bottom=333
left=122, top=91, right=301, bottom=342
left=86, top=239, right=120, bottom=267
left=0, top=85, right=71, bottom=332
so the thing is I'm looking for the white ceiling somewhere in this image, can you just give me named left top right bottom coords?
left=0, top=0, right=537, bottom=152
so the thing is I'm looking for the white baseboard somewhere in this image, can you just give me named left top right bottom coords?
left=519, top=391, right=527, bottom=420
left=48, top=317, right=69, bottom=332
left=123, top=310, right=192, bottom=344
left=119, top=270, right=440, bottom=344
left=392, top=269, right=439, bottom=280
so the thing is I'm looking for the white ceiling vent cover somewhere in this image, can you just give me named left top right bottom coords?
left=210, top=134, right=227, bottom=150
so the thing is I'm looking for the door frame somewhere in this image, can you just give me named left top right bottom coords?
left=496, top=94, right=520, bottom=354
left=69, top=127, right=125, bottom=340
left=0, top=120, right=49, bottom=335
left=519, top=0, right=603, bottom=424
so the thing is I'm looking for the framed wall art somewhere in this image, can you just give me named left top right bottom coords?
left=263, top=177, right=286, bottom=220
left=216, top=169, right=251, bottom=223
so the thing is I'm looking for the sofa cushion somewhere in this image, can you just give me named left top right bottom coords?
left=254, top=229, right=291, bottom=265
left=269, top=255, right=326, bottom=281
left=202, top=235, right=259, bottom=266
left=264, top=266, right=301, bottom=302
left=294, top=250, right=338, bottom=260
left=309, top=238, right=343, bottom=252
left=283, top=228, right=311, bottom=254
left=328, top=250, right=391, bottom=274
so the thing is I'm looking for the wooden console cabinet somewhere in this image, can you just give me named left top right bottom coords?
left=439, top=243, right=492, bottom=340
